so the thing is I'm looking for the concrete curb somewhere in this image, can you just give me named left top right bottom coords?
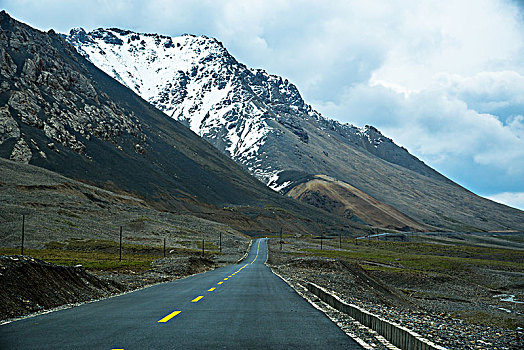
left=306, top=282, right=447, bottom=350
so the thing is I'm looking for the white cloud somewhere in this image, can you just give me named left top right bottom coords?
left=487, top=192, right=524, bottom=211
left=315, top=75, right=524, bottom=190
left=437, top=71, right=524, bottom=122
left=369, top=0, right=524, bottom=91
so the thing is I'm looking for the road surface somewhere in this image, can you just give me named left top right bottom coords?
left=0, top=238, right=362, bottom=349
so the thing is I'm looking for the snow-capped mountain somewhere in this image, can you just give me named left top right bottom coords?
left=67, top=28, right=277, bottom=182
left=66, top=28, right=524, bottom=231
left=67, top=28, right=440, bottom=187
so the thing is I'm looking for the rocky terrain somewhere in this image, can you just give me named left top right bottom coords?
left=267, top=236, right=524, bottom=349
left=66, top=26, right=524, bottom=232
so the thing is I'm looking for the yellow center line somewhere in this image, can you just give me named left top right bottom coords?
left=191, top=296, right=204, bottom=303
left=208, top=287, right=216, bottom=292
left=217, top=281, right=223, bottom=285
left=157, top=310, right=181, bottom=323
left=224, top=277, right=228, bottom=280
left=250, top=240, right=261, bottom=264
left=228, top=275, right=232, bottom=277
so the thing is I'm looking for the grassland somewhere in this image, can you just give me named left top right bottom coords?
left=301, top=238, right=524, bottom=275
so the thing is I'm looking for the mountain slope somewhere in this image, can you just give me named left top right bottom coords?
left=0, top=11, right=369, bottom=237
left=286, top=175, right=429, bottom=231
left=0, top=13, right=247, bottom=207
left=66, top=27, right=524, bottom=231
left=0, top=157, right=239, bottom=250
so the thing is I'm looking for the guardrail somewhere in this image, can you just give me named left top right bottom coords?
left=306, top=282, right=446, bottom=350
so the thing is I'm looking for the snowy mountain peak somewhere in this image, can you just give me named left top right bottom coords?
left=67, top=28, right=310, bottom=181
left=67, top=28, right=437, bottom=187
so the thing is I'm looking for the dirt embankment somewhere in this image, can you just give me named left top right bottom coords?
left=267, top=250, right=412, bottom=308
left=0, top=255, right=123, bottom=320
left=0, top=254, right=215, bottom=322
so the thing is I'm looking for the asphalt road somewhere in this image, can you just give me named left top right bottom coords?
left=0, top=238, right=362, bottom=349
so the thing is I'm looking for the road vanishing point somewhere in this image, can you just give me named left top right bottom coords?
left=0, top=238, right=363, bottom=349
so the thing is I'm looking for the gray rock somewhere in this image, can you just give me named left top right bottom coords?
left=0, top=105, right=20, bottom=144
left=22, top=58, right=37, bottom=82
left=0, top=47, right=16, bottom=77
left=1, top=80, right=9, bottom=92
left=10, top=137, right=32, bottom=163
left=7, top=90, right=43, bottom=128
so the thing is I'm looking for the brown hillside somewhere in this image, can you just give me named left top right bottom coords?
left=287, top=175, right=431, bottom=231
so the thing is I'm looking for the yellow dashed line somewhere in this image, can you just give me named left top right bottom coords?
left=250, top=240, right=261, bottom=264
left=157, top=310, right=181, bottom=323
left=157, top=242, right=263, bottom=324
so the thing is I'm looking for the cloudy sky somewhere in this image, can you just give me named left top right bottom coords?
left=2, top=0, right=524, bottom=209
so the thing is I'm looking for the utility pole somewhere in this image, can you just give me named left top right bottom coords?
left=119, top=226, right=122, bottom=262
left=320, top=233, right=323, bottom=250
left=219, top=232, right=222, bottom=253
left=202, top=239, right=205, bottom=257
left=339, top=232, right=342, bottom=249
left=163, top=237, right=166, bottom=258
left=280, top=227, right=283, bottom=250
left=21, top=215, right=25, bottom=255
